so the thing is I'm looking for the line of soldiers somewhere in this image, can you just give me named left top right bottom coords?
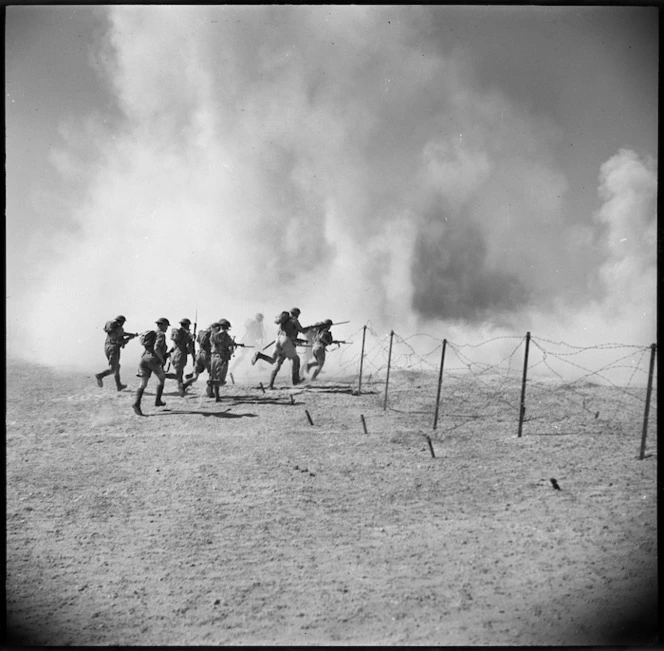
left=95, top=308, right=345, bottom=415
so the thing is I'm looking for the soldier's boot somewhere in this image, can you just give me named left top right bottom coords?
left=132, top=388, right=144, bottom=416
left=178, top=381, right=185, bottom=398
left=214, top=384, right=222, bottom=402
left=206, top=381, right=214, bottom=398
left=269, top=367, right=279, bottom=390
left=155, top=384, right=166, bottom=407
left=95, top=368, right=112, bottom=387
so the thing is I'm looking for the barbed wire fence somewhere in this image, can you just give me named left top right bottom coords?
left=319, top=325, right=657, bottom=459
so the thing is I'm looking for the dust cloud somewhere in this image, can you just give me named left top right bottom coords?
left=8, top=7, right=656, bottom=378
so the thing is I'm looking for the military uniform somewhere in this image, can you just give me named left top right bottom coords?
left=243, top=314, right=265, bottom=347
left=306, top=321, right=334, bottom=380
left=183, top=324, right=215, bottom=397
left=209, top=320, right=234, bottom=400
left=251, top=309, right=304, bottom=388
left=132, top=329, right=167, bottom=416
left=152, top=317, right=170, bottom=367
left=230, top=313, right=264, bottom=371
left=170, top=318, right=195, bottom=396
left=95, top=315, right=134, bottom=391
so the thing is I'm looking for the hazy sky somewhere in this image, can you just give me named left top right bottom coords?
left=5, top=5, right=658, bottom=371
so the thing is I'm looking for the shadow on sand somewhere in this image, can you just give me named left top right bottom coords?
left=145, top=409, right=258, bottom=419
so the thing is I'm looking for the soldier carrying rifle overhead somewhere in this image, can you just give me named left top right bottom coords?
left=95, top=315, right=138, bottom=391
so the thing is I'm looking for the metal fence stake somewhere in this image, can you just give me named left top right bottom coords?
left=383, top=330, right=394, bottom=411
left=639, top=343, right=657, bottom=460
left=433, top=339, right=447, bottom=430
left=358, top=325, right=367, bottom=395
left=517, top=332, right=531, bottom=438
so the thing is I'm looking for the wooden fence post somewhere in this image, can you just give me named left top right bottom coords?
left=639, top=343, right=657, bottom=460
left=358, top=325, right=367, bottom=395
left=433, top=339, right=447, bottom=430
left=517, top=331, right=531, bottom=438
left=383, top=330, right=394, bottom=411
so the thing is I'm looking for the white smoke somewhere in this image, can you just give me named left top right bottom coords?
left=7, top=6, right=657, bottom=381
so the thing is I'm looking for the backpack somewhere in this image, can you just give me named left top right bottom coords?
left=139, top=330, right=157, bottom=347
left=197, top=329, right=211, bottom=347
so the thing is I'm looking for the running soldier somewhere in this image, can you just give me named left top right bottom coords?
left=251, top=309, right=305, bottom=388
left=183, top=322, right=215, bottom=397
left=95, top=315, right=137, bottom=391
left=154, top=318, right=171, bottom=368
left=169, top=318, right=195, bottom=397
left=230, top=313, right=264, bottom=371
left=132, top=329, right=167, bottom=416
left=209, top=319, right=234, bottom=401
left=303, top=319, right=334, bottom=381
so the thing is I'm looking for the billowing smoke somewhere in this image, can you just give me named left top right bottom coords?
left=8, top=6, right=657, bottom=375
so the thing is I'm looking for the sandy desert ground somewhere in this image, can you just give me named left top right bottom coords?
left=5, top=352, right=658, bottom=646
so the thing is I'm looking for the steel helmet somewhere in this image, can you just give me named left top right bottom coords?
left=156, top=317, right=170, bottom=326
left=324, top=319, right=333, bottom=327
left=219, top=319, right=231, bottom=329
left=255, top=313, right=264, bottom=321
left=115, top=315, right=126, bottom=322
left=290, top=307, right=301, bottom=316
left=180, top=318, right=191, bottom=326
left=209, top=322, right=221, bottom=328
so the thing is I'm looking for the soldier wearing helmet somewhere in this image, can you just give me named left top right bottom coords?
left=183, top=321, right=217, bottom=397
left=132, top=327, right=168, bottom=416
left=209, top=319, right=234, bottom=400
left=95, top=314, right=137, bottom=391
left=169, top=318, right=195, bottom=396
left=154, top=318, right=171, bottom=370
left=230, top=311, right=266, bottom=372
left=251, top=308, right=308, bottom=388
left=303, top=319, right=335, bottom=381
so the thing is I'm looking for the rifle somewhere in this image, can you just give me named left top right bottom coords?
left=331, top=340, right=351, bottom=345
left=191, top=309, right=198, bottom=360
left=302, top=319, right=351, bottom=331
left=231, top=337, right=254, bottom=356
left=120, top=333, right=138, bottom=348
left=295, top=338, right=313, bottom=347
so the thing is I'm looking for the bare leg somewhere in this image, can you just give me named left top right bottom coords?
left=269, top=357, right=286, bottom=388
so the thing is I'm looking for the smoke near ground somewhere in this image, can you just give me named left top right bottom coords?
left=7, top=6, right=657, bottom=374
